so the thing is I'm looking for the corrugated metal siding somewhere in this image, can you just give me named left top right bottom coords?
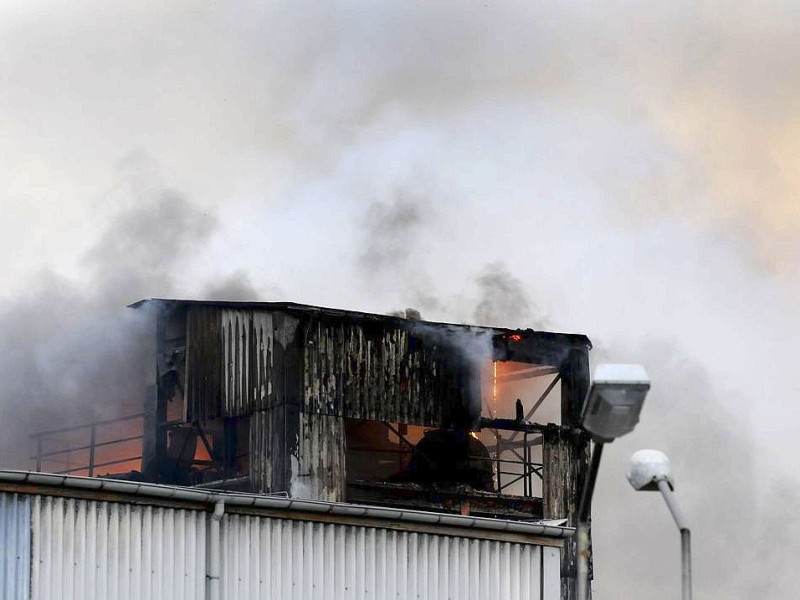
left=542, top=547, right=561, bottom=600
left=186, top=306, right=484, bottom=426
left=221, top=309, right=274, bottom=416
left=186, top=304, right=222, bottom=420
left=303, top=320, right=480, bottom=426
left=222, top=514, right=562, bottom=600
left=30, top=495, right=206, bottom=600
left=0, top=493, right=31, bottom=600
left=250, top=407, right=286, bottom=494
left=6, top=489, right=564, bottom=600
left=250, top=409, right=346, bottom=501
left=186, top=306, right=299, bottom=420
left=291, top=412, right=346, bottom=502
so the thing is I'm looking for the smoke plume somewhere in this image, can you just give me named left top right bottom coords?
left=202, top=270, right=266, bottom=302
left=0, top=159, right=218, bottom=465
left=359, top=193, right=423, bottom=272
left=473, top=262, right=546, bottom=329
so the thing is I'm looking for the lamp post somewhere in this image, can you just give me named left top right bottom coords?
left=627, top=449, right=692, bottom=600
left=577, top=364, right=650, bottom=600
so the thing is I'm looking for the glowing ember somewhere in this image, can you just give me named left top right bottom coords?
left=508, top=333, right=523, bottom=342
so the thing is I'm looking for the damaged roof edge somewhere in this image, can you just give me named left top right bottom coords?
left=128, top=298, right=592, bottom=349
left=0, top=470, right=574, bottom=539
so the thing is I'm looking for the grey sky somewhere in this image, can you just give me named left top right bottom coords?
left=2, top=2, right=799, bottom=597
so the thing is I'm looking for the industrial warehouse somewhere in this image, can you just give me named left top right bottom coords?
left=1, top=299, right=596, bottom=599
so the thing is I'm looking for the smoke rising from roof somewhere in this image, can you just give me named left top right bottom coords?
left=0, top=159, right=222, bottom=464
left=2, top=2, right=800, bottom=598
left=473, top=262, right=546, bottom=329
left=202, top=270, right=265, bottom=302
left=359, top=193, right=424, bottom=272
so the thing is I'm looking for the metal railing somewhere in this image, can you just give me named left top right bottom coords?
left=490, top=432, right=544, bottom=496
left=30, top=414, right=144, bottom=476
left=348, top=422, right=544, bottom=497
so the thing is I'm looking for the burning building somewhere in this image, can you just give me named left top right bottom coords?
left=1, top=299, right=594, bottom=600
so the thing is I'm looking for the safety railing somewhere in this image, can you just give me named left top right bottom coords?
left=30, top=414, right=145, bottom=477
left=347, top=422, right=544, bottom=497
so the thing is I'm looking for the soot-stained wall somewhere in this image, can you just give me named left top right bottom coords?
left=145, top=300, right=591, bottom=505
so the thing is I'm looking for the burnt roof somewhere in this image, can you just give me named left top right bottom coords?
left=129, top=298, right=592, bottom=350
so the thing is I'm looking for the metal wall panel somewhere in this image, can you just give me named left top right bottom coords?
left=185, top=304, right=222, bottom=420
left=542, top=546, right=562, bottom=600
left=8, top=489, right=564, bottom=600
left=0, top=493, right=31, bottom=600
left=220, top=309, right=273, bottom=417
left=186, top=306, right=299, bottom=420
left=222, top=514, right=559, bottom=600
left=250, top=409, right=346, bottom=501
left=303, top=319, right=482, bottom=426
left=249, top=407, right=287, bottom=494
left=292, top=412, right=346, bottom=502
left=30, top=495, right=206, bottom=600
left=187, top=305, right=486, bottom=426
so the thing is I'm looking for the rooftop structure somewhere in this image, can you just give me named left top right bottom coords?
left=28, top=299, right=595, bottom=599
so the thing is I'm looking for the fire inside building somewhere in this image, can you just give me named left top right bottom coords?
left=0, top=300, right=594, bottom=600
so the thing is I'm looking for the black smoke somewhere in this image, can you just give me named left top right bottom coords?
left=0, top=159, right=217, bottom=466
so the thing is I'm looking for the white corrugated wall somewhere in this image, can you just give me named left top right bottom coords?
left=30, top=495, right=206, bottom=600
left=11, top=491, right=562, bottom=600
left=0, top=493, right=31, bottom=600
left=222, top=514, right=561, bottom=600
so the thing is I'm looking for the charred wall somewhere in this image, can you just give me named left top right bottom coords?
left=183, top=305, right=485, bottom=426
left=185, top=307, right=301, bottom=420
left=145, top=301, right=591, bottom=519
left=180, top=304, right=489, bottom=497
left=302, top=318, right=484, bottom=426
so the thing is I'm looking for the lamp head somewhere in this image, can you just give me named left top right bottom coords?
left=628, top=449, right=674, bottom=491
left=580, top=364, right=650, bottom=442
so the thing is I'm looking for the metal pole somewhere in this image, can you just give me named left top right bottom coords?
left=88, top=424, right=97, bottom=478
left=681, top=529, right=692, bottom=600
left=207, top=500, right=225, bottom=600
left=35, top=435, right=43, bottom=472
left=577, top=442, right=604, bottom=600
left=657, top=479, right=692, bottom=600
left=521, top=434, right=526, bottom=497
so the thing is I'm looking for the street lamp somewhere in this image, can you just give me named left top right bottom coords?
left=577, top=364, right=650, bottom=600
left=628, top=449, right=692, bottom=600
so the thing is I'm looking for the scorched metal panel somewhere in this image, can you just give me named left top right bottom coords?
left=303, top=319, right=482, bottom=426
left=220, top=308, right=274, bottom=417
left=0, top=493, right=31, bottom=600
left=222, top=513, right=560, bottom=600
left=30, top=495, right=206, bottom=600
left=185, top=306, right=299, bottom=420
left=291, top=412, right=346, bottom=502
left=250, top=410, right=346, bottom=501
